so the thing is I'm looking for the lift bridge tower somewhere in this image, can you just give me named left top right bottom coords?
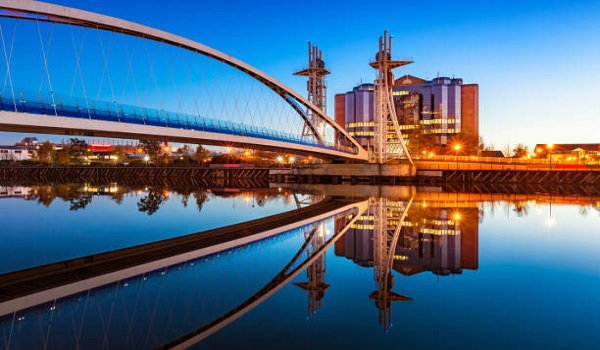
left=294, top=41, right=330, bottom=138
left=370, top=30, right=414, bottom=164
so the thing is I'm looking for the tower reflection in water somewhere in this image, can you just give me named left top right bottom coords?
left=334, top=195, right=479, bottom=330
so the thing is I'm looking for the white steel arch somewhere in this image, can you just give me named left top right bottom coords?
left=0, top=0, right=369, bottom=161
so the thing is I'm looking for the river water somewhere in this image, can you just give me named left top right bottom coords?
left=0, top=182, right=599, bottom=349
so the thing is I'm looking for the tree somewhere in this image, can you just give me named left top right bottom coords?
left=111, top=145, right=127, bottom=164
left=69, top=194, right=93, bottom=211
left=178, top=144, right=192, bottom=163
left=405, top=126, right=439, bottom=156
left=69, top=138, right=89, bottom=157
left=193, top=190, right=210, bottom=213
left=138, top=139, right=162, bottom=163
left=56, top=147, right=71, bottom=165
left=137, top=189, right=168, bottom=215
left=193, top=145, right=210, bottom=165
left=512, top=144, right=529, bottom=158
left=36, top=141, right=55, bottom=164
left=63, top=138, right=90, bottom=164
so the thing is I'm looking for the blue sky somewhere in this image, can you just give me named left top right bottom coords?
left=2, top=0, right=599, bottom=150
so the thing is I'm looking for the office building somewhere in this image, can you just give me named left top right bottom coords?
left=335, top=75, right=479, bottom=148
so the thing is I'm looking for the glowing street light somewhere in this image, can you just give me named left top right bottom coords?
left=547, top=143, right=554, bottom=169
left=453, top=143, right=461, bottom=169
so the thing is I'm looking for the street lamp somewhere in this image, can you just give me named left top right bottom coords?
left=453, top=143, right=461, bottom=170
left=547, top=144, right=554, bottom=169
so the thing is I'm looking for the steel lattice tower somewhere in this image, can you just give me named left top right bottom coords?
left=369, top=30, right=413, bottom=164
left=294, top=41, right=330, bottom=138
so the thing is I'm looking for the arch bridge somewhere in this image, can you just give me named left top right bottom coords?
left=0, top=1, right=369, bottom=161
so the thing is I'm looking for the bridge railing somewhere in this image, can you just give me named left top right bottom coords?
left=0, top=95, right=357, bottom=154
left=415, top=154, right=600, bottom=167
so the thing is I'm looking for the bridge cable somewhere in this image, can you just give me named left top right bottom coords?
left=165, top=40, right=183, bottom=126
left=69, top=25, right=92, bottom=119
left=96, top=27, right=118, bottom=120
left=183, top=48, right=200, bottom=131
left=3, top=312, right=16, bottom=350
left=42, top=299, right=57, bottom=350
left=36, top=19, right=58, bottom=116
left=187, top=54, right=201, bottom=130
left=201, top=54, right=218, bottom=132
left=144, top=40, right=163, bottom=124
left=0, top=19, right=17, bottom=111
left=121, top=35, right=142, bottom=118
left=99, top=283, right=119, bottom=349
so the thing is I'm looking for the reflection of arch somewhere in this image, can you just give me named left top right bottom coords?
left=0, top=198, right=368, bottom=349
left=160, top=204, right=366, bottom=349
left=0, top=1, right=367, bottom=160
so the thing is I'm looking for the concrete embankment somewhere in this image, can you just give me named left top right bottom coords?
left=271, top=163, right=600, bottom=186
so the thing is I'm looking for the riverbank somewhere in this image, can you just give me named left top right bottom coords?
left=0, top=165, right=270, bottom=187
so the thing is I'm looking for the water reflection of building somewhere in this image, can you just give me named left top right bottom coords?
left=335, top=205, right=478, bottom=277
left=0, top=186, right=33, bottom=198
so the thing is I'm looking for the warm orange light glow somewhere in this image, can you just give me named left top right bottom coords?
left=547, top=144, right=554, bottom=150
left=454, top=144, right=461, bottom=151
left=453, top=213, right=461, bottom=220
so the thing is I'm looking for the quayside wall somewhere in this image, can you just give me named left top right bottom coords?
left=0, top=166, right=270, bottom=188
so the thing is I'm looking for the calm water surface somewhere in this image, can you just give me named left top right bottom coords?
left=1, top=183, right=599, bottom=349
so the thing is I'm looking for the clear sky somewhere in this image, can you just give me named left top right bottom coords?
left=1, top=0, right=599, bottom=150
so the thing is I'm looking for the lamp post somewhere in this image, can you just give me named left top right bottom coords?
left=453, top=144, right=461, bottom=170
left=547, top=144, right=554, bottom=169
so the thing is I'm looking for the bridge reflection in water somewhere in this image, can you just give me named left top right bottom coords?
left=1, top=184, right=598, bottom=348
left=0, top=185, right=367, bottom=349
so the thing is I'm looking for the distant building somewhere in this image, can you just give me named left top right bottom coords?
left=336, top=83, right=375, bottom=151
left=533, top=143, right=600, bottom=163
left=335, top=75, right=479, bottom=148
left=480, top=150, right=505, bottom=158
left=0, top=186, right=33, bottom=199
left=0, top=146, right=36, bottom=161
left=15, top=137, right=39, bottom=146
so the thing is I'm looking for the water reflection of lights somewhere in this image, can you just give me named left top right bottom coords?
left=546, top=200, right=555, bottom=228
